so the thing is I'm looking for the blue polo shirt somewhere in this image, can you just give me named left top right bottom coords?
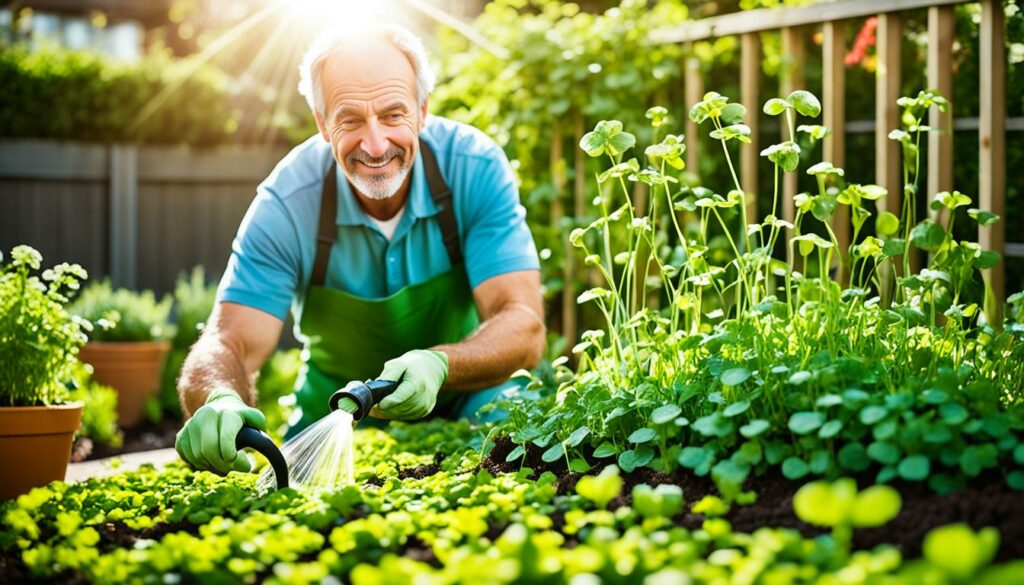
left=217, top=115, right=540, bottom=324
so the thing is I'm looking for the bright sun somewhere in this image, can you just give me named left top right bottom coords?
left=287, top=0, right=393, bottom=30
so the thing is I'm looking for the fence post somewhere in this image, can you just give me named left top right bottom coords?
left=927, top=5, right=955, bottom=219
left=780, top=26, right=805, bottom=249
left=685, top=45, right=704, bottom=181
left=980, top=0, right=1006, bottom=312
left=741, top=32, right=760, bottom=224
left=109, top=144, right=138, bottom=290
left=823, top=19, right=849, bottom=283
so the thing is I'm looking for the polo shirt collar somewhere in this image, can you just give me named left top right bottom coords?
left=334, top=147, right=439, bottom=227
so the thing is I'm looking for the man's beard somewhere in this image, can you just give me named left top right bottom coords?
left=346, top=145, right=413, bottom=200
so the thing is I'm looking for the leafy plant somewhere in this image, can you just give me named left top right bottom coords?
left=70, top=280, right=172, bottom=343
left=0, top=245, right=89, bottom=406
left=68, top=365, right=122, bottom=448
left=498, top=88, right=1024, bottom=495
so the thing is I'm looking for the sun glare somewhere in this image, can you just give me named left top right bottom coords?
left=287, top=0, right=392, bottom=31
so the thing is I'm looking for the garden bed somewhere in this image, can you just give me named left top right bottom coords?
left=2, top=421, right=1022, bottom=584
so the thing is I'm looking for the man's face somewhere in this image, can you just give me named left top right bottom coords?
left=315, top=40, right=427, bottom=201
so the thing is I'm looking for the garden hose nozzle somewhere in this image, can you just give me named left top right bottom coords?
left=328, top=379, right=400, bottom=422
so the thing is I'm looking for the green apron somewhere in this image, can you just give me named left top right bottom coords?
left=286, top=141, right=482, bottom=438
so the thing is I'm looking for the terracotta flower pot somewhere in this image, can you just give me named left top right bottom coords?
left=78, top=341, right=170, bottom=429
left=0, top=402, right=83, bottom=500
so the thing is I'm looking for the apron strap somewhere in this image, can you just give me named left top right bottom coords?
left=310, top=139, right=462, bottom=288
left=420, top=140, right=464, bottom=267
left=311, top=164, right=337, bottom=288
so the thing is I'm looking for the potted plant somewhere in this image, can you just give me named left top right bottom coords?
left=0, top=245, right=89, bottom=500
left=71, top=280, right=173, bottom=428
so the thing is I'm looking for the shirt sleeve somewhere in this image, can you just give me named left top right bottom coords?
left=216, top=187, right=301, bottom=320
left=460, top=150, right=540, bottom=289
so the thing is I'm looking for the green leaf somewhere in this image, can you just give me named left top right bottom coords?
left=781, top=457, right=809, bottom=479
left=788, top=412, right=825, bottom=435
left=859, top=405, right=889, bottom=426
left=876, top=211, right=900, bottom=237
left=607, top=132, right=637, bottom=156
left=910, top=219, right=946, bottom=252
left=619, top=446, right=654, bottom=473
left=793, top=479, right=855, bottom=526
left=576, top=465, right=623, bottom=508
left=898, top=455, right=931, bottom=481
left=568, top=458, right=591, bottom=473
left=787, top=90, right=822, bottom=117
left=505, top=445, right=525, bottom=463
left=723, top=400, right=751, bottom=418
left=565, top=426, right=590, bottom=448
left=976, top=250, right=1001, bottom=270
left=711, top=459, right=751, bottom=489
left=739, top=419, right=770, bottom=438
left=940, top=402, right=969, bottom=425
left=838, top=443, right=871, bottom=471
left=678, top=446, right=715, bottom=476
left=720, top=103, right=747, bottom=125
left=592, top=442, right=617, bottom=459
left=788, top=370, right=812, bottom=385
left=811, top=192, right=839, bottom=222
left=542, top=443, right=565, bottom=463
left=809, top=449, right=831, bottom=474
left=818, top=420, right=844, bottom=439
left=923, top=524, right=1000, bottom=579
left=693, top=413, right=733, bottom=438
left=628, top=427, right=657, bottom=444
left=968, top=208, right=1000, bottom=226
left=868, top=441, right=901, bottom=465
left=721, top=367, right=752, bottom=386
left=851, top=485, right=902, bottom=527
left=763, top=98, right=788, bottom=116
left=632, top=483, right=684, bottom=519
left=650, top=404, right=683, bottom=425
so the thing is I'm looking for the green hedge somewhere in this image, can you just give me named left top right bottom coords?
left=0, top=45, right=236, bottom=145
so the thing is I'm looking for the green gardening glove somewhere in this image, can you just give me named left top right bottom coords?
left=175, top=388, right=267, bottom=474
left=371, top=349, right=448, bottom=421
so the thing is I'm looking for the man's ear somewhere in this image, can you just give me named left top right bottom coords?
left=314, top=110, right=331, bottom=143
left=418, top=98, right=429, bottom=131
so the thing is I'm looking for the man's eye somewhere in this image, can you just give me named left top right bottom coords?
left=339, top=119, right=360, bottom=128
left=386, top=113, right=404, bottom=122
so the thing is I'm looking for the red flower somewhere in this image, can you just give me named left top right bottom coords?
left=845, top=16, right=878, bottom=66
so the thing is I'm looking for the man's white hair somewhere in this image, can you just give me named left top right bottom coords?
left=297, top=23, right=435, bottom=117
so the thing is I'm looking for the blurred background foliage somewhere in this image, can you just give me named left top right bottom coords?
left=1, top=0, right=1023, bottom=319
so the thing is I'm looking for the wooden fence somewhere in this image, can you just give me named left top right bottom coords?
left=0, top=140, right=288, bottom=296
left=548, top=0, right=1016, bottom=351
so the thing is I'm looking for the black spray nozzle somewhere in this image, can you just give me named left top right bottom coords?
left=236, top=426, right=289, bottom=490
left=328, top=379, right=399, bottom=422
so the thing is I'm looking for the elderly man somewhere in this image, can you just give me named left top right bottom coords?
left=174, top=24, right=545, bottom=474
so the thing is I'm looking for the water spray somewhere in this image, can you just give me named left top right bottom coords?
left=241, top=379, right=399, bottom=492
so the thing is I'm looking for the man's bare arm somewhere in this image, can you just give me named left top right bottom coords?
left=177, top=302, right=284, bottom=418
left=433, top=270, right=545, bottom=391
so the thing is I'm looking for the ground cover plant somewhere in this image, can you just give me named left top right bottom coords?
left=498, top=89, right=1024, bottom=498
left=2, top=420, right=1023, bottom=584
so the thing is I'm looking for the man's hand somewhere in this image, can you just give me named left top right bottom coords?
left=371, top=350, right=448, bottom=420
left=175, top=389, right=267, bottom=474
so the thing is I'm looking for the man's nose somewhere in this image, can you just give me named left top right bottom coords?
left=360, top=120, right=389, bottom=158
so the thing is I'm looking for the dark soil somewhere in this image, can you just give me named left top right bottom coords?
left=70, top=418, right=181, bottom=462
left=482, top=436, right=1024, bottom=561
left=397, top=453, right=445, bottom=480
